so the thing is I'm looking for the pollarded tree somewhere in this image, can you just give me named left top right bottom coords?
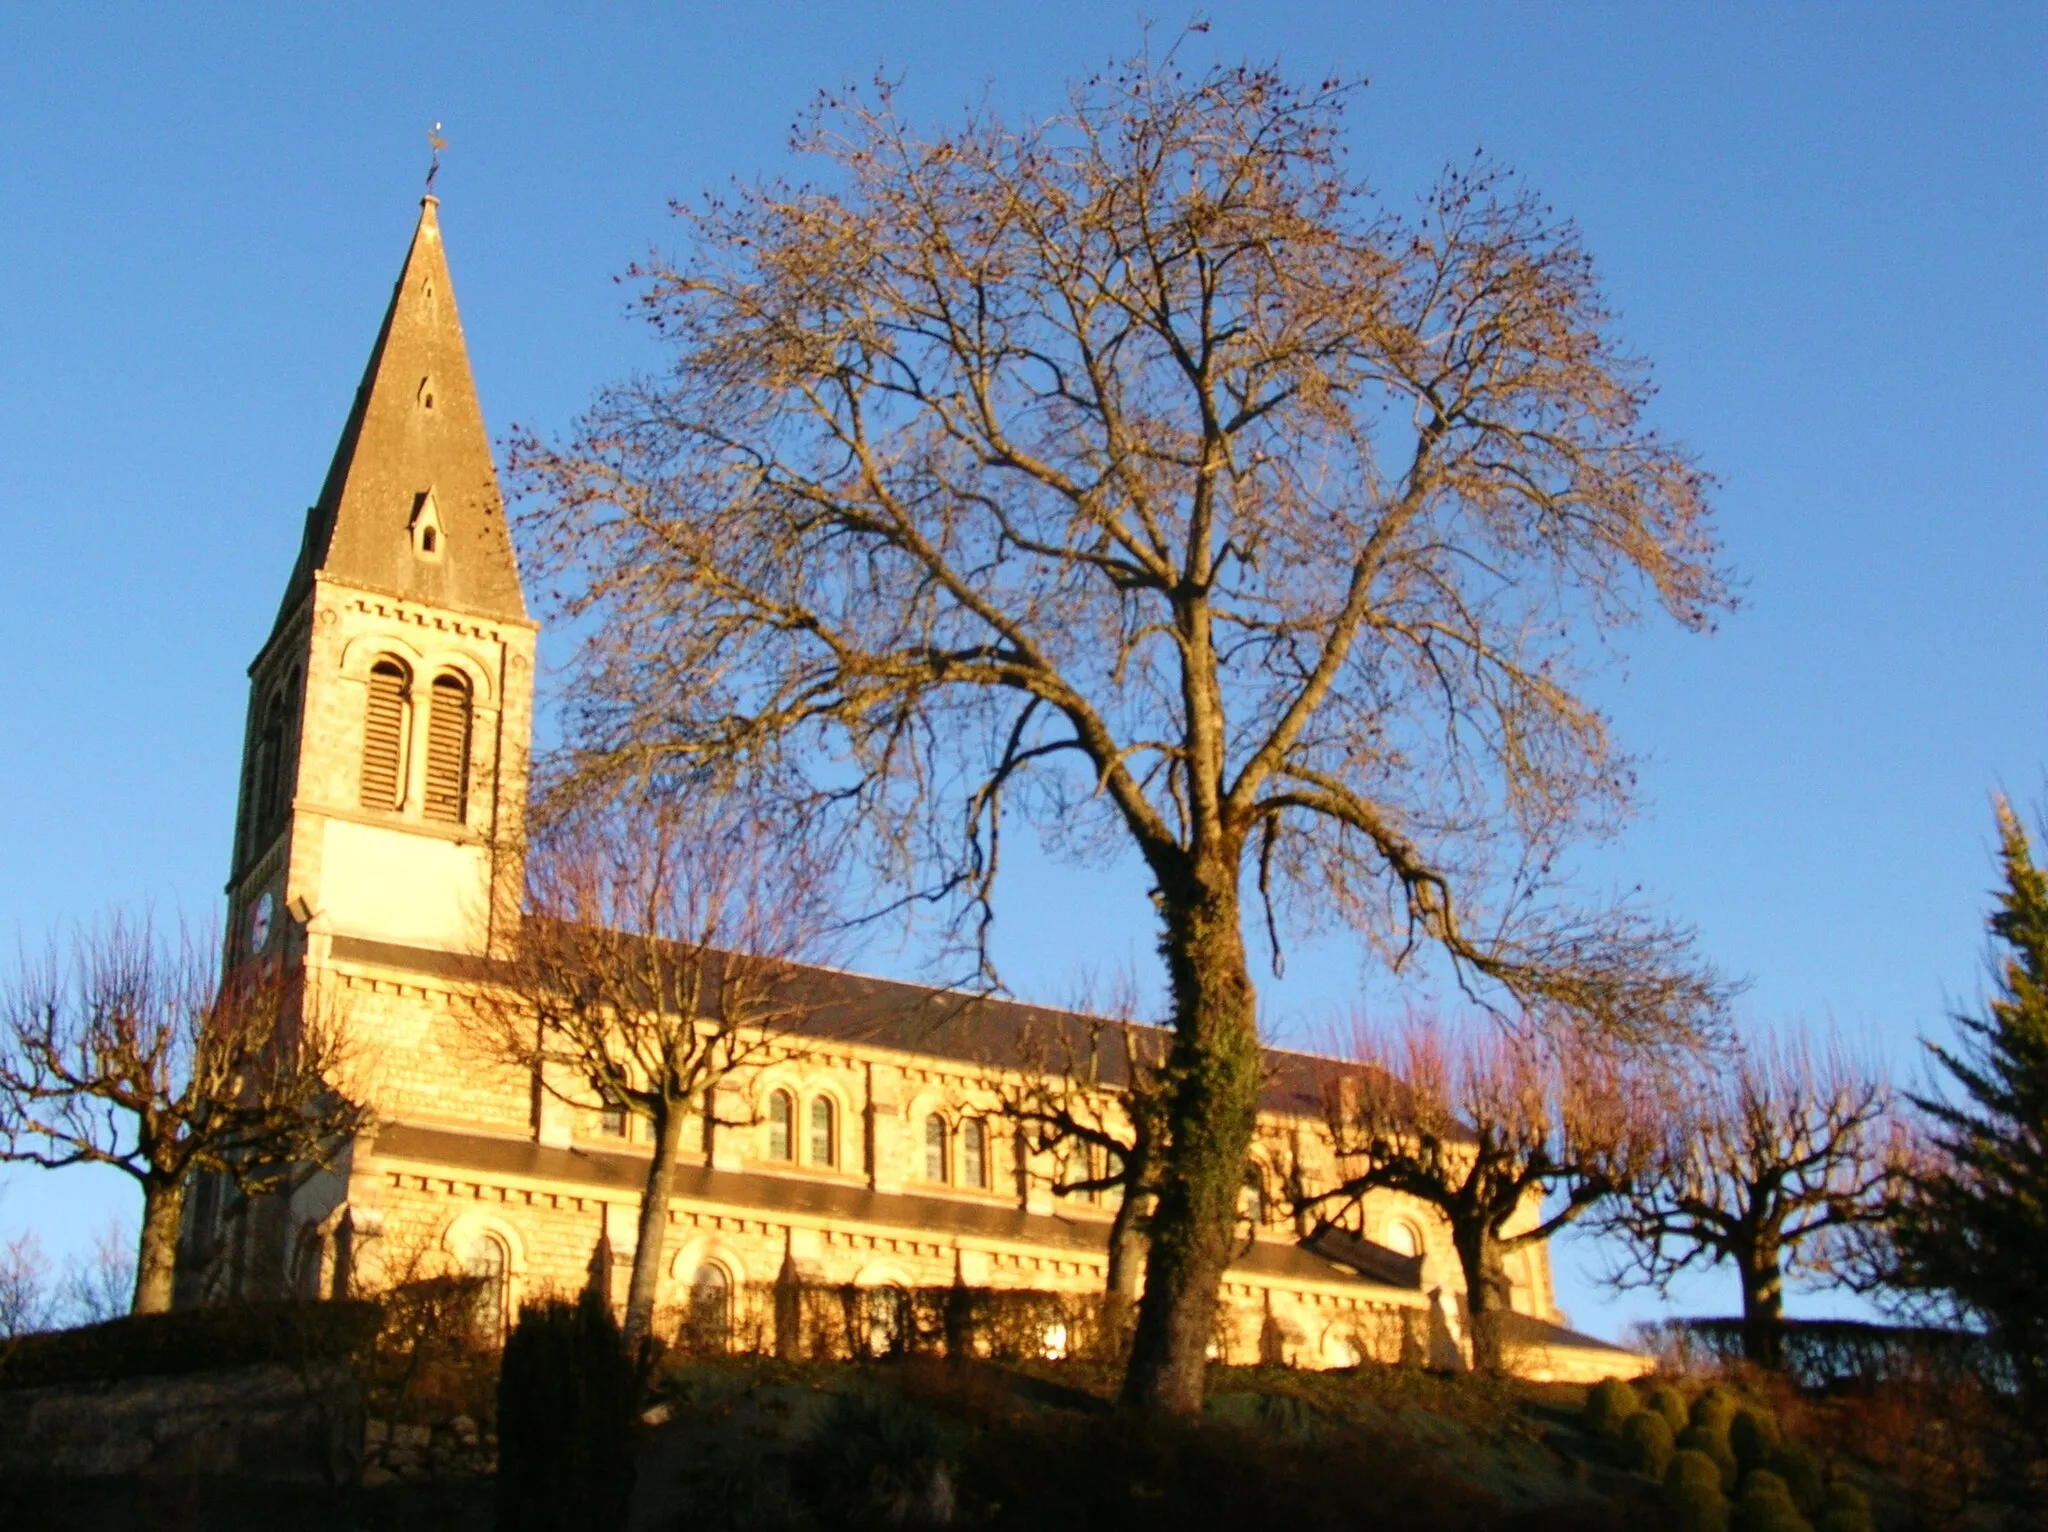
left=1889, top=799, right=2048, bottom=1421
left=999, top=1005, right=1172, bottom=1343
left=513, top=41, right=1730, bottom=1411
left=0, top=915, right=363, bottom=1313
left=1595, top=1028, right=1903, bottom=1369
left=1302, top=1014, right=1659, bottom=1373
left=461, top=796, right=838, bottom=1346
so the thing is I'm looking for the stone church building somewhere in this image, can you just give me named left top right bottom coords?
left=178, top=195, right=1642, bottom=1383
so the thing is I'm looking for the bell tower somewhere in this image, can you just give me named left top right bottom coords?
left=227, top=196, right=536, bottom=966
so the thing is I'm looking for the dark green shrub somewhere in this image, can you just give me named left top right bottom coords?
left=1729, top=1404, right=1781, bottom=1474
left=1820, top=1484, right=1868, bottom=1518
left=1645, top=1382, right=1690, bottom=1434
left=1735, top=1470, right=1811, bottom=1532
left=1664, top=1449, right=1730, bottom=1532
left=1677, top=1422, right=1739, bottom=1492
left=1620, top=1407, right=1674, bottom=1478
left=495, top=1290, right=637, bottom=1532
left=1582, top=1376, right=1640, bottom=1437
left=793, top=1389, right=959, bottom=1529
left=0, top=1299, right=379, bottom=1389
left=1690, top=1386, right=1739, bottom=1435
left=364, top=1274, right=499, bottom=1428
left=1814, top=1484, right=1872, bottom=1532
left=1766, top=1443, right=1823, bottom=1515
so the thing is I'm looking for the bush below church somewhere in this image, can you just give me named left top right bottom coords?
left=0, top=1298, right=381, bottom=1390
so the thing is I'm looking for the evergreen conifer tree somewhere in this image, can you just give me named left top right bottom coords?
left=1893, top=798, right=2048, bottom=1420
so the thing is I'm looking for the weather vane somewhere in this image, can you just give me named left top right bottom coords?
left=426, top=122, right=447, bottom=194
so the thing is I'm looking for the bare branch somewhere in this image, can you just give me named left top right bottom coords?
left=0, top=915, right=365, bottom=1313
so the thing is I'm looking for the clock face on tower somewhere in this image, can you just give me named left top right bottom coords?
left=249, top=891, right=275, bottom=955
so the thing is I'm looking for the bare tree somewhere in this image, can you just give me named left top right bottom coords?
left=1593, top=1027, right=1904, bottom=1369
left=463, top=797, right=837, bottom=1346
left=512, top=41, right=1730, bottom=1410
left=0, top=916, right=363, bottom=1314
left=59, top=1219, right=139, bottom=1326
left=1300, top=1014, right=1656, bottom=1372
left=999, top=1006, right=1172, bottom=1344
left=0, top=1230, right=52, bottom=1338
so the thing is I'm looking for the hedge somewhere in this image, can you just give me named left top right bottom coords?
left=0, top=1299, right=381, bottom=1390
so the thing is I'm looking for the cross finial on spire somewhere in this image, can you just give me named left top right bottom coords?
left=425, top=122, right=448, bottom=194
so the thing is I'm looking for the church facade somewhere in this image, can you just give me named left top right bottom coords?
left=179, top=196, right=1643, bottom=1383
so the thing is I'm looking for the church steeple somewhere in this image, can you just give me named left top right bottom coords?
left=228, top=196, right=536, bottom=966
left=276, top=196, right=526, bottom=633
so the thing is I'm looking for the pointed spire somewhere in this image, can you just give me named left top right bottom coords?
left=277, top=196, right=527, bottom=630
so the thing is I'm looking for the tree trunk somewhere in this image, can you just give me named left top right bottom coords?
left=1738, top=1238, right=1786, bottom=1370
left=133, top=1178, right=185, bottom=1315
left=1452, top=1223, right=1514, bottom=1374
left=1101, top=1184, right=1149, bottom=1354
left=1120, top=865, right=1262, bottom=1414
left=624, top=1098, right=686, bottom=1346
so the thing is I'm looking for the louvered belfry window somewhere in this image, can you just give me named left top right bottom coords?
left=360, top=660, right=409, bottom=809
left=423, top=673, right=472, bottom=823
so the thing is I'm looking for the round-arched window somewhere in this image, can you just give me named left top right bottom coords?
left=1243, top=1166, right=1268, bottom=1226
left=809, top=1095, right=835, bottom=1167
left=767, top=1090, right=793, bottom=1161
left=1383, top=1219, right=1423, bottom=1258
left=463, top=1232, right=510, bottom=1338
left=866, top=1285, right=908, bottom=1357
left=422, top=672, right=472, bottom=823
left=923, top=1113, right=948, bottom=1183
left=360, top=659, right=410, bottom=810
left=960, top=1118, right=987, bottom=1189
left=689, top=1263, right=732, bottom=1353
left=1041, top=1320, right=1070, bottom=1361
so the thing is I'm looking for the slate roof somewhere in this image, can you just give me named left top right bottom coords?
left=1494, top=1310, right=1641, bottom=1356
left=272, top=197, right=527, bottom=643
left=328, top=932, right=1398, bottom=1125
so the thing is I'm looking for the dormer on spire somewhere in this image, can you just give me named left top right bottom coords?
left=273, top=197, right=527, bottom=633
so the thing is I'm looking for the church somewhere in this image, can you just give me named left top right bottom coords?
left=177, top=193, right=1644, bottom=1383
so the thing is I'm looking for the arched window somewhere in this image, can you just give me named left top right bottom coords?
left=361, top=659, right=409, bottom=809
left=924, top=1113, right=948, bottom=1183
left=809, top=1095, right=835, bottom=1167
left=866, top=1285, right=908, bottom=1357
left=960, top=1118, right=987, bottom=1189
left=463, top=1232, right=509, bottom=1339
left=767, top=1091, right=793, bottom=1161
left=254, top=692, right=290, bottom=839
left=688, top=1263, right=731, bottom=1353
left=1323, top=1327, right=1363, bottom=1369
left=1383, top=1219, right=1422, bottom=1258
left=1041, top=1320, right=1070, bottom=1361
left=294, top=1226, right=324, bottom=1300
left=423, top=672, right=472, bottom=823
left=1243, top=1166, right=1268, bottom=1226
left=599, top=1089, right=628, bottom=1139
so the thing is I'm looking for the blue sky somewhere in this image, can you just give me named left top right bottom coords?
left=0, top=4, right=2041, bottom=1340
